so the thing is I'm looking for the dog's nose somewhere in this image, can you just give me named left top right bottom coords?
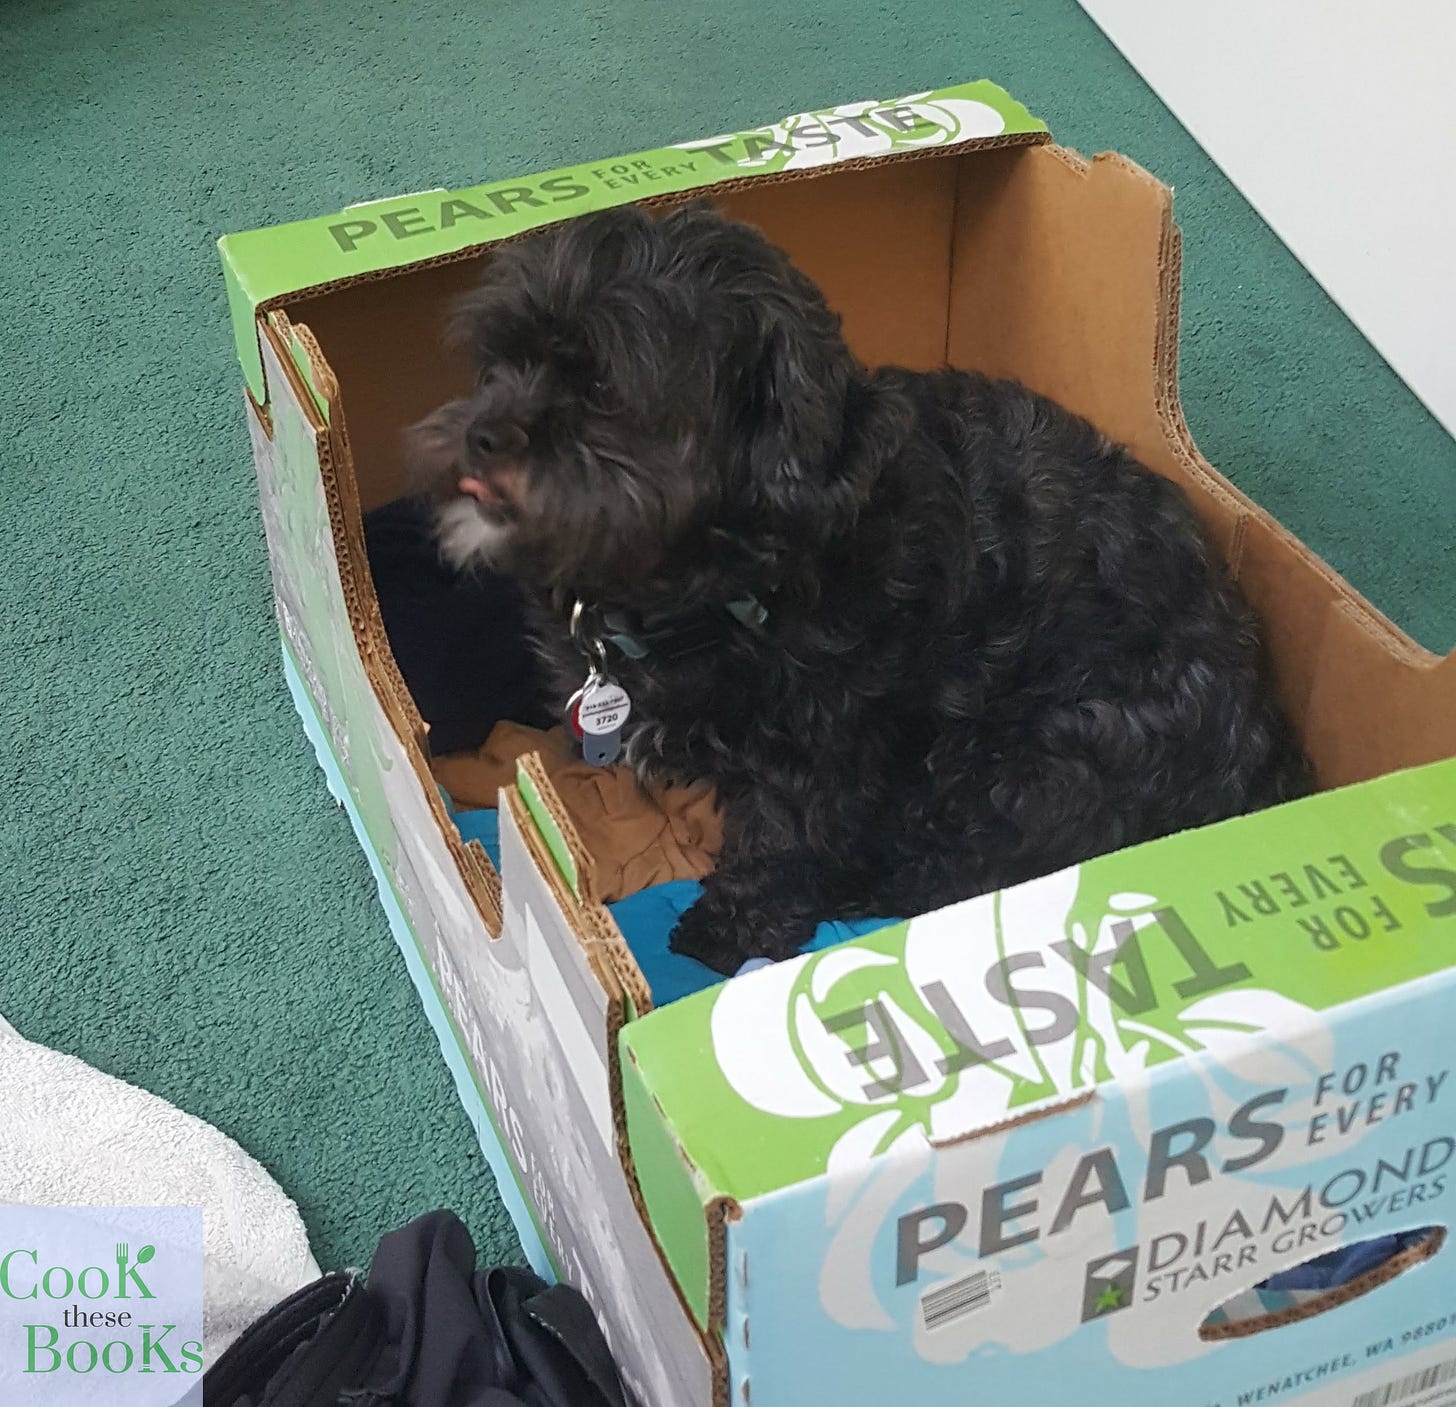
left=467, top=418, right=528, bottom=460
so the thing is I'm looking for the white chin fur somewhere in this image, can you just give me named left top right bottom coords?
left=435, top=498, right=514, bottom=570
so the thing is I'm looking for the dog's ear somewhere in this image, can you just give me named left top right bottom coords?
left=748, top=292, right=849, bottom=495
left=726, top=240, right=867, bottom=534
left=652, top=202, right=866, bottom=532
left=403, top=398, right=473, bottom=494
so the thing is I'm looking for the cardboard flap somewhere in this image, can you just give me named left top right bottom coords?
left=581, top=902, right=653, bottom=1019
left=458, top=839, right=504, bottom=938
left=515, top=753, right=598, bottom=904
left=621, top=1040, right=740, bottom=1335
left=508, top=761, right=656, bottom=1015
left=948, top=147, right=1165, bottom=447
left=266, top=309, right=335, bottom=423
left=925, top=1089, right=1096, bottom=1152
left=946, top=142, right=1455, bottom=787
left=261, top=311, right=506, bottom=935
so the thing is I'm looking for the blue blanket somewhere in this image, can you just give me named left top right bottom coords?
left=450, top=807, right=896, bottom=1004
left=1259, top=1230, right=1430, bottom=1293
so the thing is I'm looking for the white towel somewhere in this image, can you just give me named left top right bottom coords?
left=0, top=1013, right=321, bottom=1366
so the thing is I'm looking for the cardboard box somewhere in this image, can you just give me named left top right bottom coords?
left=220, top=81, right=1456, bottom=1407
left=623, top=761, right=1456, bottom=1406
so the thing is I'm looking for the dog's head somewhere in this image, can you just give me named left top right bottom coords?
left=408, top=203, right=866, bottom=600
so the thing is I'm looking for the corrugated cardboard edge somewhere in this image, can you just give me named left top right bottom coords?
left=616, top=1010, right=737, bottom=1407
left=261, top=312, right=504, bottom=936
left=986, top=143, right=1453, bottom=789
left=1140, top=162, right=1422, bottom=670
left=581, top=901, right=653, bottom=1019
left=501, top=784, right=626, bottom=1003
left=1119, top=145, right=1444, bottom=678
left=515, top=751, right=598, bottom=905
left=503, top=765, right=654, bottom=1024
left=1041, top=146, right=1330, bottom=582
left=246, top=382, right=274, bottom=442
left=927, top=1088, right=1098, bottom=1150
left=710, top=1200, right=738, bottom=1407
left=1200, top=1227, right=1447, bottom=1342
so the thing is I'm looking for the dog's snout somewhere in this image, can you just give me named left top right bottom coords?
left=467, top=417, right=529, bottom=460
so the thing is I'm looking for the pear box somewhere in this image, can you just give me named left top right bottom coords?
left=219, top=79, right=1456, bottom=1407
left=622, top=761, right=1456, bottom=1406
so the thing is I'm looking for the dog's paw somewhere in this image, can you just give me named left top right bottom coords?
left=669, top=890, right=818, bottom=976
left=667, top=897, right=743, bottom=975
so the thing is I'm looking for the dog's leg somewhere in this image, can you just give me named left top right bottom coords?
left=667, top=742, right=901, bottom=972
left=668, top=780, right=861, bottom=973
left=669, top=853, right=829, bottom=975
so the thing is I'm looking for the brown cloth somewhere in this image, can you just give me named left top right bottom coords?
left=432, top=723, right=722, bottom=903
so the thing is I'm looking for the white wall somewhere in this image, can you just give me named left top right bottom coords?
left=1076, top=0, right=1456, bottom=439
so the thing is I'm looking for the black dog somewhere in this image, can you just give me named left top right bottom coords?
left=410, top=203, right=1309, bottom=974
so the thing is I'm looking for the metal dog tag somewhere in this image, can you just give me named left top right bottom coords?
left=578, top=676, right=632, bottom=767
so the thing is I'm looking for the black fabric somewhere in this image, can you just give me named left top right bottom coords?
left=199, top=1273, right=378, bottom=1407
left=363, top=497, right=552, bottom=755
left=201, top=1211, right=629, bottom=1407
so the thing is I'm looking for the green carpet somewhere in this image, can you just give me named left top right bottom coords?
left=2, top=0, right=1452, bottom=1279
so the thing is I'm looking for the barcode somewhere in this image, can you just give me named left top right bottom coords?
left=1353, top=1357, right=1456, bottom=1407
left=920, top=1268, right=1001, bottom=1332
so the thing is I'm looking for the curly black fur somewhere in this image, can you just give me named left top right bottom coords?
left=409, top=202, right=1311, bottom=974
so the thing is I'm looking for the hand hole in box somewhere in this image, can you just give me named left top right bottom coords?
left=1197, top=1226, right=1445, bottom=1341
